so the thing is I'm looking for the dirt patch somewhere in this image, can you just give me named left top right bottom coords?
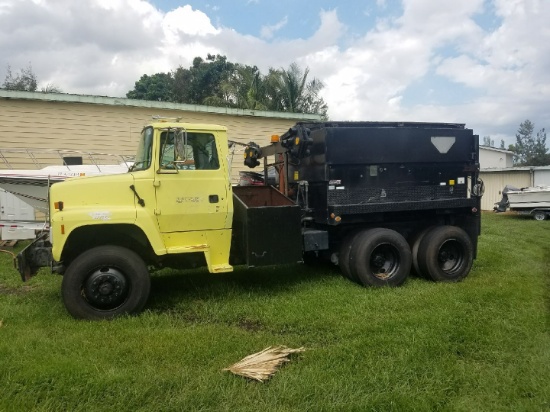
left=237, top=318, right=263, bottom=332
left=0, top=283, right=36, bottom=295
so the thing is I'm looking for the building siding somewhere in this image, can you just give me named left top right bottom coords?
left=0, top=91, right=320, bottom=182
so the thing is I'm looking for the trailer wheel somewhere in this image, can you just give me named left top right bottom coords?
left=417, top=226, right=473, bottom=282
left=533, top=211, right=546, bottom=221
left=350, top=229, right=411, bottom=287
left=62, top=246, right=150, bottom=320
left=339, top=232, right=361, bottom=283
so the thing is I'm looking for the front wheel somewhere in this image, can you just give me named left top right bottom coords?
left=417, top=226, right=473, bottom=282
left=62, top=246, right=151, bottom=320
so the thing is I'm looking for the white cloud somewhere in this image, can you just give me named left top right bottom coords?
left=163, top=5, right=219, bottom=37
left=0, top=0, right=548, bottom=147
left=260, top=16, right=288, bottom=40
left=431, top=0, right=550, bottom=142
left=0, top=0, right=11, bottom=15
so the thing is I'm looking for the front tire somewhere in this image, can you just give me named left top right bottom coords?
left=350, top=228, right=411, bottom=287
left=417, top=226, right=473, bottom=282
left=62, top=246, right=151, bottom=320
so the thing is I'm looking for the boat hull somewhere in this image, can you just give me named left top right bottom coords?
left=506, top=186, right=550, bottom=210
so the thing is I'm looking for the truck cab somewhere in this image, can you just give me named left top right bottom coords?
left=19, top=121, right=236, bottom=319
left=49, top=121, right=234, bottom=273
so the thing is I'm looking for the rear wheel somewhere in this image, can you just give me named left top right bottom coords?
left=417, top=226, right=473, bottom=282
left=350, top=229, right=411, bottom=287
left=339, top=232, right=361, bottom=283
left=62, top=245, right=150, bottom=320
left=409, top=226, right=435, bottom=277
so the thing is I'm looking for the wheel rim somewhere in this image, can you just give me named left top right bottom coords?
left=83, top=266, right=129, bottom=310
left=369, top=243, right=400, bottom=280
left=534, top=212, right=545, bottom=221
left=437, top=239, right=465, bottom=275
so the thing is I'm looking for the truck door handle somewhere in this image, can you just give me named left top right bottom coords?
left=209, top=195, right=219, bottom=203
left=129, top=185, right=145, bottom=207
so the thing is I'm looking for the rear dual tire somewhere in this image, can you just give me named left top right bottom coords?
left=339, top=232, right=361, bottom=283
left=409, top=226, right=435, bottom=276
left=339, top=225, right=474, bottom=286
left=416, top=226, right=473, bottom=282
left=341, top=228, right=411, bottom=287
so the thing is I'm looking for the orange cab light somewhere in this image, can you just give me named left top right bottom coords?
left=54, top=201, right=64, bottom=211
left=271, top=134, right=280, bottom=143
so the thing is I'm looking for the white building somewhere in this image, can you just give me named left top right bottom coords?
left=479, top=146, right=514, bottom=169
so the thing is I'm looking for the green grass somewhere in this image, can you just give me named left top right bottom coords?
left=1, top=212, right=549, bottom=411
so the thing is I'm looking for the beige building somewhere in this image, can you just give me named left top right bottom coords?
left=0, top=90, right=321, bottom=182
left=479, top=168, right=532, bottom=211
left=480, top=166, right=550, bottom=211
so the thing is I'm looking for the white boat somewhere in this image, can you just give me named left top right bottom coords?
left=506, top=185, right=550, bottom=210
left=0, top=148, right=133, bottom=213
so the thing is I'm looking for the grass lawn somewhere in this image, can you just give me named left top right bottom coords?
left=0, top=212, right=549, bottom=411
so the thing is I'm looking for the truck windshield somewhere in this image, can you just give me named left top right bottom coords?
left=131, top=127, right=154, bottom=171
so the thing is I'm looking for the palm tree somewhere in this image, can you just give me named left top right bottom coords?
left=228, top=65, right=268, bottom=110
left=264, top=63, right=328, bottom=118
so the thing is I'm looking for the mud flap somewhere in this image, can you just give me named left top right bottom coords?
left=15, top=232, right=52, bottom=281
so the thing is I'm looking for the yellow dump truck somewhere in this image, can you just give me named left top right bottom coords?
left=16, top=119, right=483, bottom=320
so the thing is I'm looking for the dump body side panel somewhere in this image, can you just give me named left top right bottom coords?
left=232, top=186, right=302, bottom=267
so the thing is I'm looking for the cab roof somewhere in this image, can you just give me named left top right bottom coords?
left=147, top=121, right=227, bottom=132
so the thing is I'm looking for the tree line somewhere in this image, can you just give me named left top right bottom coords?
left=2, top=63, right=61, bottom=93
left=2, top=57, right=328, bottom=120
left=125, top=54, right=328, bottom=119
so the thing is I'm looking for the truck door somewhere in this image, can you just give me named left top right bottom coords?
left=153, top=130, right=230, bottom=233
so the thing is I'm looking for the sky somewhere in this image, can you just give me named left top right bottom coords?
left=1, top=0, right=549, bottom=148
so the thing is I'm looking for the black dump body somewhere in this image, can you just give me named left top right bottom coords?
left=283, top=121, right=480, bottom=226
